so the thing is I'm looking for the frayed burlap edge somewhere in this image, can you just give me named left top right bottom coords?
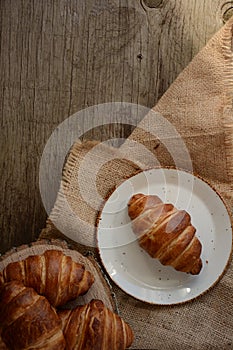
left=40, top=140, right=143, bottom=247
left=39, top=141, right=98, bottom=250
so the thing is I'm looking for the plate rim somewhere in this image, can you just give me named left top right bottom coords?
left=96, top=166, right=233, bottom=305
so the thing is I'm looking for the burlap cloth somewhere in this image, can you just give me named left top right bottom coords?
left=40, top=17, right=233, bottom=349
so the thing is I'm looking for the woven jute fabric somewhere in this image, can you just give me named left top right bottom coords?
left=40, top=17, right=233, bottom=349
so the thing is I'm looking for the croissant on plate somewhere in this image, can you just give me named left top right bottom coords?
left=0, top=281, right=65, bottom=350
left=0, top=250, right=94, bottom=307
left=128, top=193, right=202, bottom=275
left=59, top=299, right=134, bottom=350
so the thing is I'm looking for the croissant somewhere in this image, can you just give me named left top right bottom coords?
left=58, top=299, right=134, bottom=350
left=0, top=281, right=65, bottom=350
left=0, top=331, right=7, bottom=350
left=0, top=250, right=94, bottom=307
left=128, top=193, right=202, bottom=275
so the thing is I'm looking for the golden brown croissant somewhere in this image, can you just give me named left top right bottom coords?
left=128, top=193, right=202, bottom=275
left=0, top=331, right=7, bottom=350
left=59, top=299, right=134, bottom=350
left=0, top=250, right=94, bottom=307
left=0, top=281, right=65, bottom=350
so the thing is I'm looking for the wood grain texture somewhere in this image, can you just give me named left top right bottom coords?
left=0, top=0, right=226, bottom=253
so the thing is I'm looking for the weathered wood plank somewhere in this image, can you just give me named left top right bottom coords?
left=0, top=0, right=227, bottom=253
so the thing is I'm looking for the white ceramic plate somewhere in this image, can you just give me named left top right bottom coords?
left=97, top=168, right=232, bottom=305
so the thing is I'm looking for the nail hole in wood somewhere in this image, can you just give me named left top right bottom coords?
left=143, top=0, right=163, bottom=8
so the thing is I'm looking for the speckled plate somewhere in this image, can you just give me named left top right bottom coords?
left=97, top=168, right=232, bottom=305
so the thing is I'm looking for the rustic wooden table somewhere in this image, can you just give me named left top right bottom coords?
left=0, top=0, right=230, bottom=253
